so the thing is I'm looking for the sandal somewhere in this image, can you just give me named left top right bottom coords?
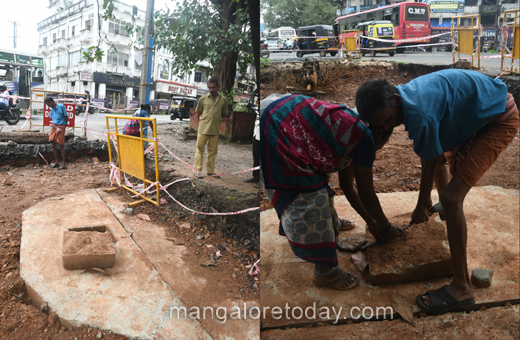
left=311, top=267, right=359, bottom=290
left=58, top=165, right=67, bottom=170
left=339, top=218, right=356, bottom=231
left=416, top=285, right=475, bottom=314
left=50, top=163, right=59, bottom=168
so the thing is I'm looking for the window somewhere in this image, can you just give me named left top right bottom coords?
left=134, top=59, right=142, bottom=70
left=109, top=19, right=129, bottom=36
left=69, top=51, right=81, bottom=66
left=194, top=72, right=202, bottom=82
left=160, top=60, right=169, bottom=79
left=53, top=33, right=57, bottom=43
left=58, top=54, right=68, bottom=67
left=42, top=37, right=47, bottom=46
left=61, top=29, right=65, bottom=39
left=50, top=56, right=58, bottom=69
left=71, top=26, right=75, bottom=36
left=71, top=81, right=76, bottom=87
left=86, top=20, right=92, bottom=31
left=107, top=52, right=129, bottom=67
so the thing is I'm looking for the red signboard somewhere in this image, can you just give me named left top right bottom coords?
left=43, top=103, right=76, bottom=127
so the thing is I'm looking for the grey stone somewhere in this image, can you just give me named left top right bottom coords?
left=471, top=268, right=493, bottom=288
left=124, top=208, right=133, bottom=215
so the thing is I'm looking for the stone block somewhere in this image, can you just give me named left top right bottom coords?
left=367, top=218, right=453, bottom=285
left=471, top=268, right=493, bottom=288
left=62, top=230, right=116, bottom=270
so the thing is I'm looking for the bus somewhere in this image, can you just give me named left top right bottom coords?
left=264, top=26, right=297, bottom=50
left=334, top=2, right=431, bottom=53
left=0, top=49, right=45, bottom=111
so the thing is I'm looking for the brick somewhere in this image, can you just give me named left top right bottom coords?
left=367, top=219, right=453, bottom=285
left=62, top=231, right=116, bottom=270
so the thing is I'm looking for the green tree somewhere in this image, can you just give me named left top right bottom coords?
left=262, top=0, right=338, bottom=29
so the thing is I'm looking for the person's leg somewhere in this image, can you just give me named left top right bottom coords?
left=422, top=173, right=473, bottom=307
left=52, top=142, right=59, bottom=164
left=206, top=135, right=219, bottom=175
left=194, top=134, right=209, bottom=173
left=434, top=155, right=449, bottom=218
left=60, top=145, right=66, bottom=166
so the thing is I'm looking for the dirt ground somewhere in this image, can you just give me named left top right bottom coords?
left=259, top=59, right=519, bottom=336
left=0, top=123, right=259, bottom=339
left=260, top=59, right=519, bottom=210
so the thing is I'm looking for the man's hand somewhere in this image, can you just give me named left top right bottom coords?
left=190, top=108, right=197, bottom=115
left=411, top=205, right=430, bottom=224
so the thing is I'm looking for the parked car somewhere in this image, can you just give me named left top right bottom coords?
left=482, top=42, right=491, bottom=52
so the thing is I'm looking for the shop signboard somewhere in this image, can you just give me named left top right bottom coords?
left=429, top=0, right=464, bottom=13
left=93, top=73, right=140, bottom=88
left=43, top=103, right=75, bottom=127
left=155, top=80, right=197, bottom=98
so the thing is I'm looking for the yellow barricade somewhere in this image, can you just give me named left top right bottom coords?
left=340, top=30, right=360, bottom=57
left=106, top=115, right=160, bottom=206
left=451, top=15, right=481, bottom=69
left=501, top=9, right=519, bottom=74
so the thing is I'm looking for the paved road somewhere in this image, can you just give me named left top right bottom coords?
left=266, top=50, right=509, bottom=73
left=0, top=112, right=188, bottom=141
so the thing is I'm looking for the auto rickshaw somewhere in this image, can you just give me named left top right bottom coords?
left=169, top=96, right=198, bottom=121
left=296, top=25, right=338, bottom=58
left=357, top=21, right=396, bottom=57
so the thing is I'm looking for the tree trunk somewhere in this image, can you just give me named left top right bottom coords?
left=214, top=51, right=239, bottom=95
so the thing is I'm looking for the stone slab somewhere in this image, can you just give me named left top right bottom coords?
left=62, top=230, right=116, bottom=270
left=259, top=187, right=519, bottom=329
left=21, top=189, right=212, bottom=340
left=367, top=219, right=453, bottom=285
left=98, top=190, right=260, bottom=340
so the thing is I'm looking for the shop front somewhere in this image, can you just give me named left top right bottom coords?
left=93, top=72, right=140, bottom=110
left=153, top=80, right=198, bottom=113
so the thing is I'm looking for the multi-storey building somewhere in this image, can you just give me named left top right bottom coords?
left=37, top=0, right=208, bottom=109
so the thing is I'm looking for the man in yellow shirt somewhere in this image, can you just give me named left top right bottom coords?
left=191, top=77, right=228, bottom=177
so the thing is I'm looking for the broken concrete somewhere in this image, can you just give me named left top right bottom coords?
left=260, top=187, right=519, bottom=329
left=62, top=230, right=116, bottom=270
left=367, top=219, right=453, bottom=285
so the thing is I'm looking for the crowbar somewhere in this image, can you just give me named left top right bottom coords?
left=361, top=202, right=444, bottom=250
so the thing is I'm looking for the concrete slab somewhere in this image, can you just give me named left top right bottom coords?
left=98, top=190, right=260, bottom=340
left=367, top=219, right=453, bottom=285
left=259, top=187, right=519, bottom=329
left=21, top=189, right=212, bottom=340
left=262, top=305, right=519, bottom=339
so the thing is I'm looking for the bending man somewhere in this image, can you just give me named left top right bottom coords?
left=355, top=69, right=518, bottom=314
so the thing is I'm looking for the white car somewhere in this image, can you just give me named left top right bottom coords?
left=265, top=39, right=281, bottom=51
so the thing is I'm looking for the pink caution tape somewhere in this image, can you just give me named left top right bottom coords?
left=248, top=259, right=261, bottom=276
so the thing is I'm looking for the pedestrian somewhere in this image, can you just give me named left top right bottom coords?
left=260, top=93, right=399, bottom=290
left=45, top=96, right=68, bottom=170
left=0, top=86, right=9, bottom=109
left=355, top=69, right=518, bottom=314
left=123, top=103, right=154, bottom=157
left=191, top=77, right=228, bottom=178
left=244, top=92, right=261, bottom=187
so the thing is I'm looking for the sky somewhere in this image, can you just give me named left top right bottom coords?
left=0, top=0, right=172, bottom=55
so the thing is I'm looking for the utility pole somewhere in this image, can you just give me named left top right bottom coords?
left=139, top=0, right=155, bottom=105
left=8, top=21, right=20, bottom=49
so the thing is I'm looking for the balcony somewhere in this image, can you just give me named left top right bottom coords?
left=108, top=33, right=131, bottom=47
left=480, top=4, right=498, bottom=14
left=79, top=29, right=93, bottom=43
left=56, top=38, right=68, bottom=51
left=38, top=46, right=49, bottom=55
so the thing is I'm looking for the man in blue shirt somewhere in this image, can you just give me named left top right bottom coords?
left=355, top=69, right=518, bottom=314
left=45, top=97, right=68, bottom=169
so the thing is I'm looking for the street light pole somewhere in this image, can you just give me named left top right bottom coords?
left=139, top=0, right=155, bottom=105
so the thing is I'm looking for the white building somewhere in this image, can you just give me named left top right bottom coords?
left=37, top=0, right=209, bottom=109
